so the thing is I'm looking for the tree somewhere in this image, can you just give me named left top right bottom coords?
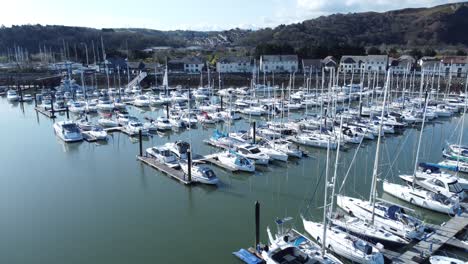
left=387, top=47, right=399, bottom=58
left=423, top=48, right=437, bottom=57
left=367, top=47, right=381, bottom=55
left=456, top=49, right=467, bottom=56
left=409, top=48, right=423, bottom=60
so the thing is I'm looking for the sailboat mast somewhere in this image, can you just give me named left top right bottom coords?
left=370, top=69, right=390, bottom=225
left=328, top=116, right=343, bottom=216
left=321, top=139, right=331, bottom=256
left=456, top=74, right=468, bottom=170
left=412, top=90, right=430, bottom=189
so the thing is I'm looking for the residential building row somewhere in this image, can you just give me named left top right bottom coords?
left=47, top=54, right=468, bottom=77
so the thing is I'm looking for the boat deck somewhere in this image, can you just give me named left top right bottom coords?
left=137, top=155, right=192, bottom=185
left=195, top=153, right=239, bottom=172
left=387, top=212, right=468, bottom=263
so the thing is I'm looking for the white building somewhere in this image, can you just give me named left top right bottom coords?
left=440, top=56, right=468, bottom=77
left=260, top=55, right=298, bottom=73
left=216, top=56, right=252, bottom=73
left=389, top=55, right=415, bottom=75
left=168, top=57, right=205, bottom=73
left=339, top=55, right=388, bottom=73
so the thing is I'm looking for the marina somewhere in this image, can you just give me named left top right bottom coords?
left=1, top=3, right=468, bottom=261
left=2, top=71, right=468, bottom=263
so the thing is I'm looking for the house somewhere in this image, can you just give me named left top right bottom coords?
left=322, top=56, right=338, bottom=71
left=98, top=57, right=128, bottom=74
left=260, top=55, right=298, bottom=73
left=339, top=56, right=366, bottom=73
left=389, top=55, right=415, bottom=75
left=440, top=56, right=468, bottom=77
left=168, top=57, right=205, bottom=73
left=418, top=57, right=442, bottom=76
left=339, top=55, right=388, bottom=73
left=216, top=56, right=252, bottom=73
left=302, top=59, right=322, bottom=74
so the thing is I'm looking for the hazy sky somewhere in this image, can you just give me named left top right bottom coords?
left=2, top=0, right=460, bottom=30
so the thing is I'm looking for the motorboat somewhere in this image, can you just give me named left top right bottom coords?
left=98, top=118, right=118, bottom=128
left=429, top=255, right=465, bottom=264
left=22, top=94, right=33, bottom=102
left=155, top=117, right=173, bottom=131
left=257, top=218, right=343, bottom=264
left=84, top=126, right=108, bottom=140
left=69, top=102, right=86, bottom=113
left=53, top=121, right=83, bottom=142
left=133, top=95, right=150, bottom=107
left=236, top=144, right=270, bottom=165
left=6, top=90, right=19, bottom=102
left=124, top=121, right=149, bottom=136
left=217, top=151, right=255, bottom=172
left=96, top=97, right=114, bottom=111
left=165, top=140, right=190, bottom=160
left=146, top=146, right=179, bottom=168
left=302, top=218, right=384, bottom=264
left=179, top=160, right=219, bottom=185
left=267, top=139, right=303, bottom=158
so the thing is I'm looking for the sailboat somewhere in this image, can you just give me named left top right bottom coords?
left=302, top=137, right=384, bottom=264
left=336, top=70, right=427, bottom=241
left=383, top=90, right=461, bottom=215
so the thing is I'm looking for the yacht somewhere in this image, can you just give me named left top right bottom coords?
left=336, top=195, right=426, bottom=240
left=146, top=146, right=179, bottom=168
left=125, top=121, right=149, bottom=136
left=6, top=90, right=19, bottom=102
left=53, top=121, right=83, bottom=142
left=217, top=151, right=255, bottom=172
left=302, top=218, right=384, bottom=264
left=98, top=118, right=118, bottom=128
left=155, top=117, right=173, bottom=131
left=69, top=102, right=86, bottom=113
left=259, top=219, right=343, bottom=264
left=165, top=140, right=190, bottom=160
left=179, top=160, right=219, bottom=185
left=382, top=180, right=460, bottom=215
left=267, top=139, right=303, bottom=158
left=96, top=97, right=114, bottom=111
left=22, top=94, right=33, bottom=102
left=84, top=126, right=108, bottom=140
left=331, top=214, right=409, bottom=248
left=236, top=144, right=270, bottom=165
left=429, top=256, right=465, bottom=264
left=133, top=95, right=150, bottom=107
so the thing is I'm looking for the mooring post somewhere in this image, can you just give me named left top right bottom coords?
left=252, top=121, right=256, bottom=144
left=34, top=93, right=38, bottom=107
left=18, top=83, right=23, bottom=102
left=255, top=201, right=260, bottom=251
left=50, top=95, right=55, bottom=119
left=220, top=96, right=223, bottom=111
left=166, top=103, right=169, bottom=119
left=66, top=106, right=69, bottom=119
left=359, top=102, right=362, bottom=117
left=138, top=129, right=143, bottom=157
left=187, top=149, right=192, bottom=183
left=324, top=108, right=327, bottom=129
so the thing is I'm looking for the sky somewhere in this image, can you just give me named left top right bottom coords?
left=1, top=0, right=461, bottom=31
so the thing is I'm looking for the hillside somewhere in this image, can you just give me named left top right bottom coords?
left=0, top=2, right=467, bottom=58
left=239, top=2, right=468, bottom=48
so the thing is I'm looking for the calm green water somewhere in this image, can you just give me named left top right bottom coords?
left=1, top=97, right=466, bottom=264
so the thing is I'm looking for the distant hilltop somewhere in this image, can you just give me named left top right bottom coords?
left=0, top=2, right=467, bottom=59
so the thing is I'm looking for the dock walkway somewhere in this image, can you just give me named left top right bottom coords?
left=137, top=155, right=191, bottom=185
left=389, top=212, right=468, bottom=263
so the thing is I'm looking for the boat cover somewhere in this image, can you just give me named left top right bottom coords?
left=233, top=249, right=263, bottom=264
